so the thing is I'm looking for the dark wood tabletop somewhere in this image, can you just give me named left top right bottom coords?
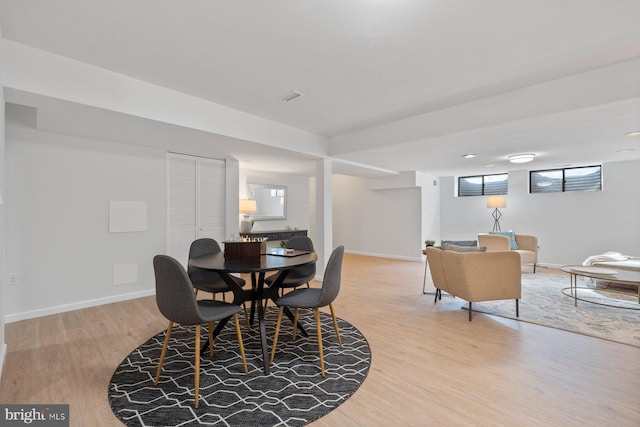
left=189, top=251, right=317, bottom=273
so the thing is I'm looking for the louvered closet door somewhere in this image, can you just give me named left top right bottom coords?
left=168, top=153, right=225, bottom=267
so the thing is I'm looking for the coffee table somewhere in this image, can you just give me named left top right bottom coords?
left=560, top=265, right=640, bottom=307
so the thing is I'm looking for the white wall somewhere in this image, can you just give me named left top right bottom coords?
left=238, top=169, right=311, bottom=236
left=332, top=174, right=422, bottom=260
left=416, top=172, right=441, bottom=246
left=440, top=161, right=640, bottom=266
left=4, top=113, right=167, bottom=321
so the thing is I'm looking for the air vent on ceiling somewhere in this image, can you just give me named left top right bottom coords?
left=282, top=91, right=304, bottom=103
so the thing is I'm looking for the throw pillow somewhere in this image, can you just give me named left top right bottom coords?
left=489, top=230, right=518, bottom=250
left=443, top=243, right=487, bottom=253
left=440, top=240, right=478, bottom=247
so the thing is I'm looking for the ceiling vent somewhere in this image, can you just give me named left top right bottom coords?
left=282, top=91, right=304, bottom=103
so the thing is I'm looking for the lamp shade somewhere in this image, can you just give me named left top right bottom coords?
left=487, top=195, right=506, bottom=209
left=239, top=199, right=257, bottom=214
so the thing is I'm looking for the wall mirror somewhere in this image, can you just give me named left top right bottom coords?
left=248, top=183, right=287, bottom=220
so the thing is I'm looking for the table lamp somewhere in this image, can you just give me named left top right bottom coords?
left=487, top=195, right=506, bottom=231
left=239, top=199, right=257, bottom=233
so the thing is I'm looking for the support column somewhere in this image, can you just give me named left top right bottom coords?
left=315, top=159, right=332, bottom=275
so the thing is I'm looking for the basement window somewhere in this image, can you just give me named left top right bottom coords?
left=458, top=173, right=508, bottom=196
left=530, top=165, right=602, bottom=193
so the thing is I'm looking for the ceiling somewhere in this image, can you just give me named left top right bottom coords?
left=1, top=0, right=640, bottom=177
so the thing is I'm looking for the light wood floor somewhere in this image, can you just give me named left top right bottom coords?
left=1, top=254, right=639, bottom=426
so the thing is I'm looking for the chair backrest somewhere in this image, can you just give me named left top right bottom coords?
left=477, top=233, right=510, bottom=252
left=188, top=238, right=223, bottom=284
left=317, top=245, right=344, bottom=307
left=287, top=236, right=316, bottom=277
left=441, top=250, right=521, bottom=302
left=153, top=255, right=204, bottom=326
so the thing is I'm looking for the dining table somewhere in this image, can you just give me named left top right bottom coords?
left=188, top=248, right=318, bottom=374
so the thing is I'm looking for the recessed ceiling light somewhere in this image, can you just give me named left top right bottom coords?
left=282, top=91, right=304, bottom=102
left=625, top=131, right=640, bottom=137
left=484, top=164, right=495, bottom=168
left=462, top=154, right=476, bottom=159
left=508, top=153, right=535, bottom=163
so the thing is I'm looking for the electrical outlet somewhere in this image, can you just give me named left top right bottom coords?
left=8, top=273, right=20, bottom=286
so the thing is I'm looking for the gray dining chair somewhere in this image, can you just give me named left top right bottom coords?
left=270, top=245, right=344, bottom=377
left=264, top=236, right=316, bottom=291
left=188, top=238, right=249, bottom=326
left=153, top=255, right=248, bottom=409
left=263, top=236, right=316, bottom=311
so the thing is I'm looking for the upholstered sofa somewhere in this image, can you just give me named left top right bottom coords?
left=477, top=232, right=538, bottom=273
left=426, top=246, right=522, bottom=320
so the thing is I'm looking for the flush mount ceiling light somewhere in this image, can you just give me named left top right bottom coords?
left=625, top=130, right=640, bottom=137
left=508, top=153, right=535, bottom=163
left=281, top=91, right=305, bottom=103
left=462, top=154, right=476, bottom=158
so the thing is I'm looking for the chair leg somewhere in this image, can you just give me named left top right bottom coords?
left=329, top=304, right=342, bottom=347
left=270, top=307, right=285, bottom=364
left=314, top=308, right=325, bottom=377
left=533, top=263, right=537, bottom=274
left=468, top=302, right=472, bottom=321
left=194, top=324, right=201, bottom=409
left=516, top=299, right=519, bottom=317
left=155, top=321, right=173, bottom=385
left=292, top=308, right=299, bottom=341
left=242, top=302, right=250, bottom=328
left=234, top=314, right=248, bottom=373
left=208, top=321, right=215, bottom=357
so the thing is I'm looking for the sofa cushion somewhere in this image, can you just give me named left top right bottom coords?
left=489, top=231, right=518, bottom=250
left=443, top=243, right=487, bottom=253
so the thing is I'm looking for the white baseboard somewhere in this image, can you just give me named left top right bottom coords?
left=536, top=262, right=564, bottom=269
left=4, top=289, right=155, bottom=323
left=344, top=249, right=422, bottom=262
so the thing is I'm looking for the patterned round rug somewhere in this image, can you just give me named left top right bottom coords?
left=108, top=310, right=371, bottom=426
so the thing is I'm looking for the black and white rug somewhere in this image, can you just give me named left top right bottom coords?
left=109, top=310, right=371, bottom=426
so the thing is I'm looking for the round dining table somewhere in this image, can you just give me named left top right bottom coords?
left=189, top=250, right=318, bottom=374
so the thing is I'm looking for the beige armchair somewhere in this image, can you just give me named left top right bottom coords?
left=426, top=247, right=521, bottom=321
left=477, top=233, right=538, bottom=273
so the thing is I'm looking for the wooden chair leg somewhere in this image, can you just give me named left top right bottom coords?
left=155, top=321, right=173, bottom=385
left=292, top=308, right=299, bottom=341
left=194, top=324, right=201, bottom=408
left=314, top=308, right=325, bottom=377
left=329, top=304, right=342, bottom=347
left=270, top=307, right=285, bottom=364
left=208, top=321, right=215, bottom=357
left=234, top=314, right=248, bottom=373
